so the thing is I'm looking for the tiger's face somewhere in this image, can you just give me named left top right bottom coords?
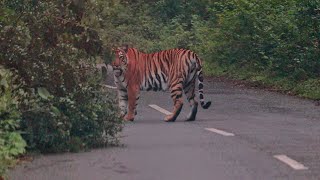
left=112, top=46, right=128, bottom=77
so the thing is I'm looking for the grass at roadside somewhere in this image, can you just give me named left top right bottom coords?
left=204, top=62, right=320, bottom=100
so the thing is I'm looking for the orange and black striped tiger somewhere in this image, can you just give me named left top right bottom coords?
left=111, top=45, right=211, bottom=122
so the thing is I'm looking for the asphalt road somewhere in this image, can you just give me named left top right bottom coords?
left=9, top=65, right=320, bottom=180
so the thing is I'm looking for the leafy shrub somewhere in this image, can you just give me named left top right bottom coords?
left=0, top=0, right=123, bottom=154
left=0, top=67, right=26, bottom=178
left=21, top=84, right=122, bottom=153
left=207, top=0, right=320, bottom=78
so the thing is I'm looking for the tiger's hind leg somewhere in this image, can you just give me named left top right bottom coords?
left=184, top=79, right=198, bottom=121
left=165, top=80, right=184, bottom=122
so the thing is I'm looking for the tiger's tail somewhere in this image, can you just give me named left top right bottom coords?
left=196, top=58, right=211, bottom=109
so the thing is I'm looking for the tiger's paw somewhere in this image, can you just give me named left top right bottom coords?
left=185, top=117, right=196, bottom=121
left=124, top=115, right=134, bottom=122
left=118, top=111, right=126, bottom=118
left=164, top=114, right=176, bottom=122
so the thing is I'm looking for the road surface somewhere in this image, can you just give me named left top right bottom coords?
left=9, top=65, right=320, bottom=180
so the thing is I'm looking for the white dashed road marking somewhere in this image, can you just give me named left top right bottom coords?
left=149, top=104, right=172, bottom=115
left=274, top=155, right=308, bottom=170
left=205, top=128, right=235, bottom=136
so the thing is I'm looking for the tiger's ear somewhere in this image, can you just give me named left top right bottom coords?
left=111, top=47, right=117, bottom=53
left=122, top=44, right=129, bottom=53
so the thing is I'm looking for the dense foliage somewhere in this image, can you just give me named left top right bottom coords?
left=0, top=1, right=122, bottom=173
left=211, top=1, right=320, bottom=78
left=0, top=67, right=26, bottom=178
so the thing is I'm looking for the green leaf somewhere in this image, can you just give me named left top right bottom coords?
left=37, top=87, right=51, bottom=100
left=50, top=106, right=61, bottom=116
left=0, top=79, right=8, bottom=88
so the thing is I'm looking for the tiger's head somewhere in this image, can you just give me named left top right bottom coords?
left=111, top=45, right=129, bottom=77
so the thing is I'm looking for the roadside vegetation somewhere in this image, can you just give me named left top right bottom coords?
left=0, top=0, right=122, bottom=178
left=1, top=0, right=319, bottom=178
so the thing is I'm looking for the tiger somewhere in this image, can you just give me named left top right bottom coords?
left=111, top=45, right=211, bottom=122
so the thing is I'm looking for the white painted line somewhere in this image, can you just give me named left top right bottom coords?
left=274, top=155, right=308, bottom=170
left=205, top=128, right=235, bottom=136
left=104, top=85, right=117, bottom=89
left=149, top=104, right=172, bottom=115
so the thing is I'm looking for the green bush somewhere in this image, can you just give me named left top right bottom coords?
left=208, top=0, right=320, bottom=78
left=0, top=0, right=123, bottom=154
left=0, top=67, right=26, bottom=178
left=21, top=85, right=122, bottom=153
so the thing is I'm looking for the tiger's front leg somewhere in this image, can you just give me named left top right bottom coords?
left=115, top=86, right=128, bottom=118
left=114, top=75, right=128, bottom=117
left=118, top=93, right=128, bottom=118
left=124, top=84, right=140, bottom=121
